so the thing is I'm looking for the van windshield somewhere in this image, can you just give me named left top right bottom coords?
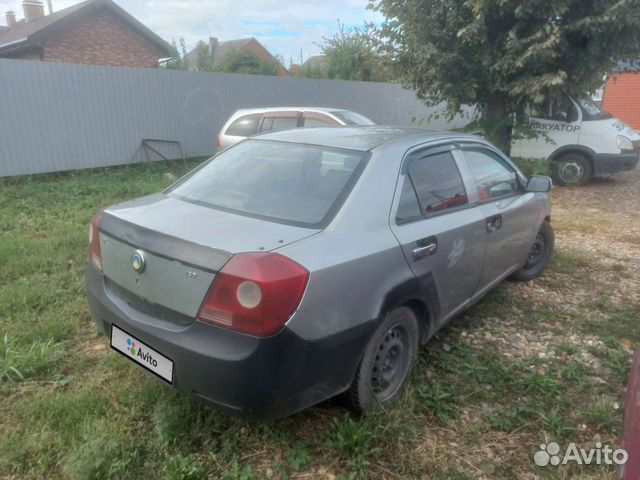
left=168, top=140, right=367, bottom=228
left=577, top=98, right=612, bottom=121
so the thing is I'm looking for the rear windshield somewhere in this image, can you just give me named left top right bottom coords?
left=225, top=113, right=262, bottom=137
left=330, top=110, right=375, bottom=125
left=169, top=140, right=367, bottom=227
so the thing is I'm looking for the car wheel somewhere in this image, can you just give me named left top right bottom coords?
left=346, top=306, right=419, bottom=413
left=511, top=221, right=555, bottom=281
left=552, top=153, right=592, bottom=186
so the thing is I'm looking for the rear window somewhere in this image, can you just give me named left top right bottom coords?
left=330, top=110, right=375, bottom=125
left=261, top=116, right=299, bottom=132
left=225, top=113, right=262, bottom=137
left=169, top=140, right=367, bottom=227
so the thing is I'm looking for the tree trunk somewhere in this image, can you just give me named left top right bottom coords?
left=484, top=92, right=512, bottom=155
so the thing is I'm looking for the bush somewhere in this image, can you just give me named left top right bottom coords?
left=511, top=157, right=551, bottom=177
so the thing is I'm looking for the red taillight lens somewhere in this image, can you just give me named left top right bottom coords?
left=197, top=253, right=309, bottom=336
left=216, top=136, right=221, bottom=149
left=88, top=212, right=104, bottom=272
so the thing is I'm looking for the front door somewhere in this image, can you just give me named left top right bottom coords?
left=390, top=147, right=486, bottom=322
left=457, top=147, right=541, bottom=288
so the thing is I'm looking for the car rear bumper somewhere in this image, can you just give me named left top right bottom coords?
left=85, top=266, right=372, bottom=420
left=594, top=152, right=639, bottom=174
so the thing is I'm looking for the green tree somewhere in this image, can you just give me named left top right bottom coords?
left=164, top=37, right=187, bottom=70
left=218, top=49, right=283, bottom=76
left=372, top=0, right=640, bottom=152
left=321, top=21, right=393, bottom=82
left=194, top=38, right=217, bottom=72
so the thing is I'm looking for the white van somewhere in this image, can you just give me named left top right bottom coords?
left=511, top=93, right=640, bottom=185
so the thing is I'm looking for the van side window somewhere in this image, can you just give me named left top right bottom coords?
left=404, top=151, right=468, bottom=217
left=462, top=149, right=519, bottom=201
left=531, top=95, right=578, bottom=122
left=225, top=114, right=262, bottom=137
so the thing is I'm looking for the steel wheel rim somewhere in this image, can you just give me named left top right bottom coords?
left=559, top=161, right=584, bottom=183
left=524, top=233, right=545, bottom=270
left=371, top=324, right=410, bottom=401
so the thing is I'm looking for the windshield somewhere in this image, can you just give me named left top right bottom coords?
left=577, top=98, right=612, bottom=120
left=330, top=110, right=376, bottom=125
left=169, top=140, right=367, bottom=227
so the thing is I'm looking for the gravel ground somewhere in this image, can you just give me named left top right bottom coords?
left=421, top=166, right=640, bottom=479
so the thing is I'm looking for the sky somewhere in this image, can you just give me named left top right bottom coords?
left=0, top=0, right=383, bottom=65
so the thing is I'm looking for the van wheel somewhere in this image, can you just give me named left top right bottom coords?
left=346, top=306, right=419, bottom=413
left=552, top=153, right=592, bottom=186
left=511, top=221, right=555, bottom=281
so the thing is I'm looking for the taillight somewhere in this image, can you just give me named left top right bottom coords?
left=197, top=253, right=309, bottom=336
left=88, top=212, right=104, bottom=272
left=216, top=136, right=221, bottom=149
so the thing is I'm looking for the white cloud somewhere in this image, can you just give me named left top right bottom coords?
left=0, top=0, right=382, bottom=65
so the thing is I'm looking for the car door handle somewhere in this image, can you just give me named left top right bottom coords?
left=412, top=236, right=438, bottom=260
left=486, top=214, right=503, bottom=233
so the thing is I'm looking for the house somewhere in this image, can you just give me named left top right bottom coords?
left=290, top=54, right=328, bottom=77
left=304, top=55, right=328, bottom=70
left=184, top=37, right=288, bottom=76
left=0, top=0, right=171, bottom=68
left=601, top=60, right=640, bottom=130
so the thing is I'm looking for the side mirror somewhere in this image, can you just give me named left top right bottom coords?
left=526, top=175, right=552, bottom=193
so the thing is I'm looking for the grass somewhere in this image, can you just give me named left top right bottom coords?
left=0, top=161, right=636, bottom=479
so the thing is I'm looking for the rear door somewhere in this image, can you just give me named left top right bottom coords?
left=457, top=146, right=540, bottom=288
left=390, top=145, right=486, bottom=322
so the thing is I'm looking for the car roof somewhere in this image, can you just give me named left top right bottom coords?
left=252, top=125, right=480, bottom=151
left=233, top=107, right=354, bottom=115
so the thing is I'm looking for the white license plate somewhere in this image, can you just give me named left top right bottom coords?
left=110, top=324, right=174, bottom=384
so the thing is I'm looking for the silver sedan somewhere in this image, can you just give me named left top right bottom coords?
left=86, top=126, right=554, bottom=419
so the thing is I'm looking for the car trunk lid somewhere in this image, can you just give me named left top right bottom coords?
left=98, top=193, right=320, bottom=323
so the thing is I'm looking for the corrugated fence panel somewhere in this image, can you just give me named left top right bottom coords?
left=0, top=58, right=471, bottom=176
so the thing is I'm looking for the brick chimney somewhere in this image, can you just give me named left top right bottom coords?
left=5, top=10, right=16, bottom=27
left=23, top=0, right=45, bottom=22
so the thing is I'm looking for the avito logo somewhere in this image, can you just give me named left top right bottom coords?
left=126, top=338, right=159, bottom=368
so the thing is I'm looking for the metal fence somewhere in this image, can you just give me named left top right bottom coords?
left=0, top=58, right=472, bottom=177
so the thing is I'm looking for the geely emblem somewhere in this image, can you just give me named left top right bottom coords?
left=131, top=250, right=146, bottom=273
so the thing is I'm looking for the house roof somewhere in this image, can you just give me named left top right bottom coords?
left=184, top=37, right=255, bottom=70
left=183, top=36, right=289, bottom=75
left=304, top=55, right=327, bottom=69
left=213, top=38, right=254, bottom=66
left=0, top=0, right=171, bottom=56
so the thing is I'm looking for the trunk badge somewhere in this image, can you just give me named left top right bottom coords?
left=131, top=250, right=146, bottom=273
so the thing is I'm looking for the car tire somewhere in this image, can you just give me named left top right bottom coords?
left=346, top=306, right=419, bottom=413
left=511, top=221, right=555, bottom=281
left=551, top=153, right=592, bottom=186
